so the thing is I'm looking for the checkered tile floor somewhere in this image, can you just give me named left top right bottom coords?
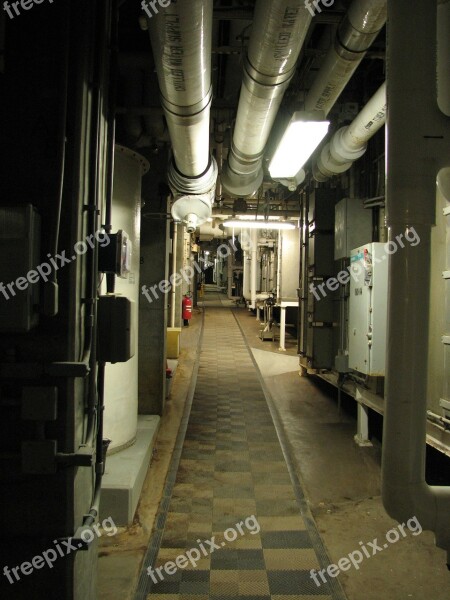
left=135, top=304, right=342, bottom=600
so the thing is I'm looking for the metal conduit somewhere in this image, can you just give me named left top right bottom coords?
left=305, top=0, right=386, bottom=116
left=221, top=0, right=312, bottom=197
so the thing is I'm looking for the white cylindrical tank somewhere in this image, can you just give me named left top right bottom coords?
left=103, top=145, right=149, bottom=453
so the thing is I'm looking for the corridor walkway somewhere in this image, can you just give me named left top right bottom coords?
left=134, top=301, right=345, bottom=600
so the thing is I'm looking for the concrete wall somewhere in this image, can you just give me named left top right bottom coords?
left=138, top=195, right=170, bottom=415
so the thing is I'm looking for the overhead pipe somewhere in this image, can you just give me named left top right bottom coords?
left=313, top=82, right=386, bottom=181
left=381, top=0, right=450, bottom=563
left=147, top=1, right=217, bottom=233
left=305, top=0, right=386, bottom=116
left=221, top=0, right=312, bottom=197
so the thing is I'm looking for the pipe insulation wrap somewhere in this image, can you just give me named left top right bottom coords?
left=305, top=0, right=386, bottom=115
left=148, top=0, right=213, bottom=178
left=314, top=82, right=386, bottom=181
left=222, top=0, right=312, bottom=197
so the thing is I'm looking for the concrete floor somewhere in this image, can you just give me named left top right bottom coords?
left=233, top=305, right=450, bottom=600
left=98, top=309, right=203, bottom=600
left=98, top=295, right=450, bottom=599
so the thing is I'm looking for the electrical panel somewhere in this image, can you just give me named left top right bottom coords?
left=348, top=243, right=388, bottom=375
left=277, top=228, right=300, bottom=302
left=0, top=205, right=41, bottom=332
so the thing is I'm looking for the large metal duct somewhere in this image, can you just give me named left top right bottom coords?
left=305, top=0, right=386, bottom=115
left=147, top=1, right=217, bottom=233
left=313, top=82, right=386, bottom=181
left=221, top=1, right=312, bottom=197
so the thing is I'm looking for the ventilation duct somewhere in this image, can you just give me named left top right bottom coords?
left=147, top=0, right=217, bottom=233
left=221, top=0, right=312, bottom=197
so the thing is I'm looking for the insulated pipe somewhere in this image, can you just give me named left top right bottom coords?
left=222, top=0, right=312, bottom=197
left=250, top=230, right=258, bottom=308
left=382, top=0, right=450, bottom=561
left=227, top=253, right=233, bottom=299
left=313, top=82, right=386, bottom=181
left=147, top=1, right=217, bottom=231
left=305, top=0, right=386, bottom=115
left=243, top=249, right=250, bottom=301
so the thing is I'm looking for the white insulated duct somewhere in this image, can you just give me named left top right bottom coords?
left=382, top=0, right=450, bottom=562
left=221, top=1, right=312, bottom=197
left=305, top=0, right=386, bottom=116
left=313, top=82, right=386, bottom=181
left=147, top=1, right=217, bottom=233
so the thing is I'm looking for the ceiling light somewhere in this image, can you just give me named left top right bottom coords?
left=223, top=220, right=296, bottom=230
left=269, top=112, right=330, bottom=179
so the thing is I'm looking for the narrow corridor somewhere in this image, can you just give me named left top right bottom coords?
left=134, top=300, right=345, bottom=599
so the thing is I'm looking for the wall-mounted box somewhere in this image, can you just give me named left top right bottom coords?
left=167, top=327, right=182, bottom=359
left=348, top=243, right=388, bottom=375
left=97, top=295, right=135, bottom=363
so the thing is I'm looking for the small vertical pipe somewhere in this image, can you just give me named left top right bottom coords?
left=279, top=307, right=286, bottom=351
left=250, top=229, right=258, bottom=309
left=276, top=230, right=282, bottom=301
left=170, top=223, right=178, bottom=328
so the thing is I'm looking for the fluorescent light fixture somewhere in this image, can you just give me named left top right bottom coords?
left=234, top=215, right=284, bottom=221
left=269, top=111, right=330, bottom=179
left=223, top=220, right=296, bottom=230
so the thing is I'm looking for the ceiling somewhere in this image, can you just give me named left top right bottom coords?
left=115, top=0, right=386, bottom=234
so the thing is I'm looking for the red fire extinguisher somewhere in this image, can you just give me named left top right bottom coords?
left=182, top=294, right=193, bottom=326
